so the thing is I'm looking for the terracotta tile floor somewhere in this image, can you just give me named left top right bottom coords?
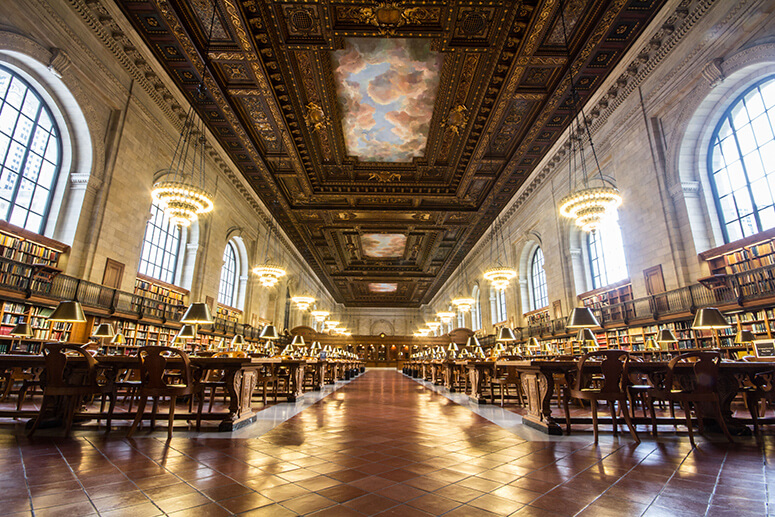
left=1, top=369, right=774, bottom=516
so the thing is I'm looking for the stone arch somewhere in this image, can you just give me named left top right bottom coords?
left=517, top=233, right=542, bottom=313
left=0, top=31, right=96, bottom=246
left=672, top=43, right=775, bottom=252
left=370, top=319, right=394, bottom=336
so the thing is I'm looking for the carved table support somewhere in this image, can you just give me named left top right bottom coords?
left=520, top=368, right=563, bottom=435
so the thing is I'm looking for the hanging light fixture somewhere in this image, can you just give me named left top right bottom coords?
left=151, top=0, right=217, bottom=227
left=483, top=216, right=517, bottom=291
left=311, top=310, right=329, bottom=323
left=437, top=311, right=455, bottom=325
left=556, top=1, right=621, bottom=232
left=291, top=295, right=315, bottom=311
left=324, top=320, right=340, bottom=331
left=252, top=197, right=287, bottom=287
left=452, top=260, right=475, bottom=312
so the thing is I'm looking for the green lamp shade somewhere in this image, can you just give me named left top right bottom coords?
left=175, top=324, right=197, bottom=340
left=526, top=337, right=540, bottom=348
left=49, top=300, right=86, bottom=322
left=691, top=307, right=731, bottom=329
left=466, top=336, right=481, bottom=348
left=447, top=342, right=459, bottom=352
left=310, top=341, right=322, bottom=351
left=181, top=302, right=213, bottom=324
left=735, top=330, right=756, bottom=343
left=576, top=328, right=598, bottom=344
left=497, top=326, right=517, bottom=341
left=260, top=324, right=279, bottom=340
left=110, top=333, right=126, bottom=344
left=656, top=329, right=678, bottom=343
left=10, top=321, right=33, bottom=337
left=291, top=335, right=305, bottom=346
left=92, top=323, right=114, bottom=338
left=566, top=307, right=600, bottom=329
left=645, top=337, right=660, bottom=350
left=493, top=342, right=507, bottom=352
left=231, top=334, right=246, bottom=346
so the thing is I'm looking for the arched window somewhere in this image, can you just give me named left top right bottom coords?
left=708, top=76, right=775, bottom=242
left=0, top=66, right=61, bottom=233
left=138, top=201, right=180, bottom=284
left=587, top=211, right=628, bottom=289
left=218, top=241, right=238, bottom=306
left=529, top=247, right=548, bottom=310
left=471, top=285, right=481, bottom=331
left=490, top=287, right=507, bottom=324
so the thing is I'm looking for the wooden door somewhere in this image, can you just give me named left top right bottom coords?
left=644, top=265, right=667, bottom=312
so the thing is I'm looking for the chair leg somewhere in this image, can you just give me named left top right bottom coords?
left=620, top=399, right=641, bottom=444
left=746, top=391, right=760, bottom=435
left=63, top=396, right=78, bottom=437
left=562, top=390, right=572, bottom=435
left=127, top=395, right=147, bottom=438
left=17, top=383, right=30, bottom=412
left=591, top=399, right=599, bottom=443
left=648, top=395, right=659, bottom=437
left=682, top=402, right=696, bottom=448
left=106, top=392, right=116, bottom=432
left=208, top=387, right=216, bottom=412
left=196, top=390, right=204, bottom=432
left=609, top=400, right=618, bottom=436
left=27, top=394, right=50, bottom=437
left=713, top=399, right=734, bottom=443
left=167, top=395, right=176, bottom=441
left=150, top=397, right=159, bottom=431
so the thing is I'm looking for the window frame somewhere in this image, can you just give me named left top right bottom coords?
left=218, top=241, right=239, bottom=307
left=707, top=75, right=775, bottom=243
left=529, top=247, right=548, bottom=310
left=0, top=65, right=62, bottom=234
left=138, top=201, right=181, bottom=285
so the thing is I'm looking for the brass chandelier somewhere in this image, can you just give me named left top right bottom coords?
left=291, top=295, right=314, bottom=311
left=310, top=310, right=329, bottom=323
left=252, top=213, right=286, bottom=287
left=452, top=259, right=475, bottom=312
left=151, top=1, right=216, bottom=227
left=483, top=216, right=517, bottom=291
left=556, top=0, right=621, bottom=232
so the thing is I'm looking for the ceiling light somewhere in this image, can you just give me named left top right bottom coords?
left=436, top=311, right=455, bottom=324
left=483, top=266, right=517, bottom=290
left=452, top=297, right=475, bottom=312
left=291, top=295, right=315, bottom=311
left=311, top=310, right=329, bottom=322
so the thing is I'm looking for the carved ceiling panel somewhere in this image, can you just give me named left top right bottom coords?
left=116, top=0, right=669, bottom=307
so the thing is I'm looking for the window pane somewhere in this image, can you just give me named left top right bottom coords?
left=0, top=66, right=61, bottom=233
left=137, top=201, right=181, bottom=285
left=710, top=76, right=775, bottom=240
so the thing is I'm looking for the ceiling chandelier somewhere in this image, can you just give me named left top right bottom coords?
left=437, top=311, right=455, bottom=324
left=311, top=310, right=329, bottom=323
left=292, top=295, right=314, bottom=311
left=556, top=1, right=621, bottom=232
left=452, top=297, right=475, bottom=312
left=426, top=321, right=442, bottom=333
left=483, top=216, right=517, bottom=291
left=151, top=2, right=217, bottom=227
left=252, top=207, right=287, bottom=287
left=324, top=320, right=340, bottom=331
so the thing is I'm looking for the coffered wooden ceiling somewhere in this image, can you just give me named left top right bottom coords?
left=116, top=0, right=668, bottom=307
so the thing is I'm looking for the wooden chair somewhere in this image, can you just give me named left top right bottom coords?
left=28, top=343, right=116, bottom=437
left=127, top=346, right=204, bottom=440
left=562, top=350, right=640, bottom=444
left=490, top=363, right=525, bottom=407
left=647, top=351, right=733, bottom=447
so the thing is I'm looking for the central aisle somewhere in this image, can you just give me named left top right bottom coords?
left=3, top=369, right=768, bottom=516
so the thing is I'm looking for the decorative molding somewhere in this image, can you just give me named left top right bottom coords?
left=670, top=180, right=701, bottom=200
left=701, top=57, right=725, bottom=87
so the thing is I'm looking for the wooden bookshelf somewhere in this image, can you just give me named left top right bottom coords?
left=578, top=279, right=633, bottom=321
left=134, top=274, right=188, bottom=307
left=216, top=304, right=241, bottom=324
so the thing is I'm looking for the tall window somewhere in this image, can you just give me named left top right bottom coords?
left=529, top=247, right=548, bottom=310
left=218, top=242, right=238, bottom=306
left=709, top=76, right=775, bottom=242
left=471, top=285, right=481, bottom=331
left=0, top=66, right=61, bottom=233
left=490, top=287, right=507, bottom=324
left=138, top=201, right=180, bottom=284
left=587, top=211, right=628, bottom=289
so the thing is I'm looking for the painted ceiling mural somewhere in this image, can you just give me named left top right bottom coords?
left=368, top=283, right=398, bottom=293
left=333, top=38, right=442, bottom=162
left=361, top=233, right=407, bottom=258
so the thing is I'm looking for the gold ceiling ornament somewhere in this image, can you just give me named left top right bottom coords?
left=436, top=311, right=455, bottom=324
left=291, top=295, right=315, bottom=311
left=358, top=2, right=423, bottom=36
left=556, top=2, right=622, bottom=233
left=310, top=310, right=329, bottom=322
left=442, top=105, right=468, bottom=135
left=368, top=171, right=402, bottom=182
left=304, top=102, right=329, bottom=133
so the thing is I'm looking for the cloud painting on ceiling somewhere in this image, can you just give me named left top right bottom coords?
left=333, top=38, right=442, bottom=162
left=361, top=233, right=407, bottom=258
left=368, top=283, right=398, bottom=293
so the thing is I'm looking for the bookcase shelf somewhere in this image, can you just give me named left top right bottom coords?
left=579, top=279, right=633, bottom=321
left=134, top=274, right=188, bottom=307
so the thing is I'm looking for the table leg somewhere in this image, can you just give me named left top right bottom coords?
left=468, top=366, right=487, bottom=404
left=520, top=370, right=563, bottom=435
